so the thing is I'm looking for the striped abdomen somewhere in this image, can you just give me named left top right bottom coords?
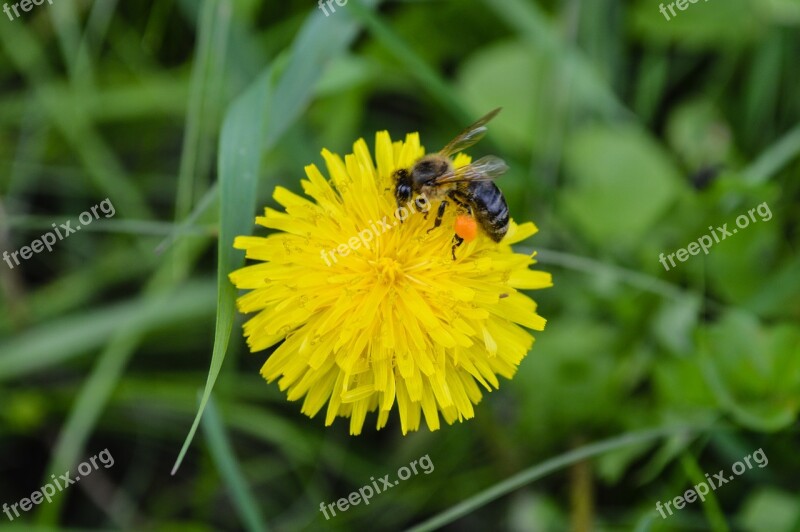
left=467, top=181, right=509, bottom=242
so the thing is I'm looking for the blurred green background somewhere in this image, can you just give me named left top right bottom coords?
left=1, top=0, right=799, bottom=530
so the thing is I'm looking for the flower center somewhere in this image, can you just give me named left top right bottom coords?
left=372, top=257, right=403, bottom=285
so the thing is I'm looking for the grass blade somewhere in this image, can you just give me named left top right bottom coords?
left=171, top=1, right=380, bottom=475
left=35, top=238, right=212, bottom=524
left=202, top=396, right=269, bottom=532
left=743, top=122, right=800, bottom=185
left=0, top=280, right=215, bottom=380
left=482, top=0, right=630, bottom=120
left=405, top=425, right=700, bottom=532
left=174, top=0, right=231, bottom=225
left=169, top=54, right=267, bottom=478
left=348, top=0, right=466, bottom=120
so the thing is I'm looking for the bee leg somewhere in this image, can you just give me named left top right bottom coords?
left=448, top=190, right=472, bottom=215
left=451, top=234, right=464, bottom=260
left=416, top=197, right=430, bottom=219
left=427, top=200, right=448, bottom=233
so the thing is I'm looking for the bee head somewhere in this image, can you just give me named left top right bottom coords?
left=393, top=168, right=413, bottom=207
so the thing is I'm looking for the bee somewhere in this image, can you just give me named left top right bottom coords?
left=393, top=108, right=510, bottom=259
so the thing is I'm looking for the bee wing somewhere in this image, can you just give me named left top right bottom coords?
left=430, top=155, right=509, bottom=185
left=438, top=108, right=502, bottom=158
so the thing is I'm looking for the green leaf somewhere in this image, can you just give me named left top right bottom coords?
left=560, top=124, right=683, bottom=250
left=457, top=41, right=552, bottom=156
left=739, top=488, right=800, bottom=532
left=665, top=99, right=733, bottom=170
left=698, top=311, right=800, bottom=431
left=653, top=294, right=702, bottom=355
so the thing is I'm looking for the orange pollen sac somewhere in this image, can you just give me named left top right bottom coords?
left=454, top=214, right=479, bottom=242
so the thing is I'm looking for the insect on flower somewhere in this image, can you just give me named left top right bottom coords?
left=229, top=111, right=552, bottom=435
left=393, top=108, right=509, bottom=259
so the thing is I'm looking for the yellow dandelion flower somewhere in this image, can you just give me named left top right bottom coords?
left=229, top=128, right=552, bottom=435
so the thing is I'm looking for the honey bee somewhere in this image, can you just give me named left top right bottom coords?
left=393, top=108, right=510, bottom=259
